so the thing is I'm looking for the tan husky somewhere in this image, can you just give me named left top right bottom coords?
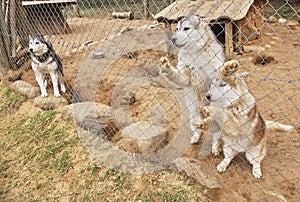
left=193, top=60, right=293, bottom=178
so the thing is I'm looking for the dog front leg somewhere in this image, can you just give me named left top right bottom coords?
left=160, top=57, right=191, bottom=86
left=167, top=68, right=191, bottom=86
left=50, top=71, right=61, bottom=97
left=217, top=145, right=237, bottom=173
left=58, top=71, right=66, bottom=93
left=34, top=71, right=48, bottom=97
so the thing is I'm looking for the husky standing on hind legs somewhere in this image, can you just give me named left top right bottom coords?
left=160, top=15, right=225, bottom=147
left=28, top=35, right=66, bottom=97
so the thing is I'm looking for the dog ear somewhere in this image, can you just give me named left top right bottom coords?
left=189, top=15, right=211, bottom=27
left=188, top=15, right=202, bottom=26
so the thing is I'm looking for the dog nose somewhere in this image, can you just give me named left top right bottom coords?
left=171, top=37, right=177, bottom=45
left=28, top=48, right=33, bottom=53
left=205, top=93, right=211, bottom=101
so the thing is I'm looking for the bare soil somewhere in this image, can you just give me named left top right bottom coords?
left=8, top=17, right=300, bottom=201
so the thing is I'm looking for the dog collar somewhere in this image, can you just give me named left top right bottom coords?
left=32, top=50, right=54, bottom=64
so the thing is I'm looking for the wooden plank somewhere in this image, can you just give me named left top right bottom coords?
left=143, top=0, right=149, bottom=18
left=22, top=0, right=77, bottom=6
left=0, top=8, right=11, bottom=73
left=1, top=0, right=5, bottom=13
left=4, top=0, right=9, bottom=22
left=225, top=21, right=234, bottom=60
left=10, top=0, right=16, bottom=58
left=16, top=0, right=32, bottom=47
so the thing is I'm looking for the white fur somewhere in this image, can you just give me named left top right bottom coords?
left=194, top=60, right=293, bottom=178
left=160, top=15, right=225, bottom=145
left=29, top=36, right=66, bottom=97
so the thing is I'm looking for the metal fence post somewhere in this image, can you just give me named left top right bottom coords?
left=143, top=0, right=149, bottom=18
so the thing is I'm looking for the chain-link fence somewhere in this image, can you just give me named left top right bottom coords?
left=1, top=0, right=299, bottom=201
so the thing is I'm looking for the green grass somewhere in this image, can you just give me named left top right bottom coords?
left=0, top=84, right=211, bottom=201
left=265, top=4, right=300, bottom=22
left=0, top=84, right=27, bottom=117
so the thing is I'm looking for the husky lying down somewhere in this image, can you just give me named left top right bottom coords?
left=28, top=35, right=66, bottom=97
left=194, top=60, right=293, bottom=178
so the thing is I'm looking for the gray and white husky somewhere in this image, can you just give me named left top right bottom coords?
left=28, top=35, right=66, bottom=97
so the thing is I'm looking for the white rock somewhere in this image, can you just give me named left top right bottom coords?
left=265, top=44, right=272, bottom=49
left=268, top=16, right=278, bottom=23
left=11, top=80, right=40, bottom=98
left=278, top=18, right=287, bottom=23
left=271, top=36, right=280, bottom=41
left=243, top=45, right=265, bottom=53
left=61, top=102, right=114, bottom=132
left=33, top=96, right=68, bottom=110
left=119, top=121, right=168, bottom=153
left=287, top=20, right=299, bottom=27
left=92, top=51, right=105, bottom=59
left=119, top=26, right=133, bottom=34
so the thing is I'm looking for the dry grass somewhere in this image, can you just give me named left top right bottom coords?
left=0, top=84, right=212, bottom=201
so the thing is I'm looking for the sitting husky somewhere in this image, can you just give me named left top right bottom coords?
left=160, top=15, right=225, bottom=146
left=193, top=60, right=293, bottom=178
left=28, top=35, right=66, bottom=97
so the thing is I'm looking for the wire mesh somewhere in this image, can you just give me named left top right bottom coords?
left=0, top=0, right=299, bottom=201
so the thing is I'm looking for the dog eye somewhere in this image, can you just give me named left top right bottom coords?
left=35, top=42, right=39, bottom=45
left=183, top=27, right=190, bottom=31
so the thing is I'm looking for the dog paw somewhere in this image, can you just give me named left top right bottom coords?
left=252, top=170, right=262, bottom=179
left=194, top=117, right=212, bottom=132
left=193, top=119, right=206, bottom=130
left=54, top=92, right=61, bottom=97
left=159, top=57, right=171, bottom=74
left=201, top=106, right=212, bottom=118
left=41, top=92, right=48, bottom=97
left=212, top=144, right=221, bottom=156
left=252, top=166, right=262, bottom=179
left=223, top=60, right=239, bottom=75
left=190, top=133, right=200, bottom=144
left=217, top=161, right=228, bottom=173
left=61, top=85, right=66, bottom=93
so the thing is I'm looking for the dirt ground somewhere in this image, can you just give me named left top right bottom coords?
left=12, top=17, right=300, bottom=201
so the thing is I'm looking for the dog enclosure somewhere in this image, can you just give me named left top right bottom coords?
left=0, top=0, right=300, bottom=201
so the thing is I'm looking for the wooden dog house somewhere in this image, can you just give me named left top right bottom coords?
left=0, top=0, right=78, bottom=71
left=22, top=0, right=78, bottom=35
left=155, top=0, right=266, bottom=59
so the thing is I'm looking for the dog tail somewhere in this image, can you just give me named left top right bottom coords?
left=265, top=120, right=294, bottom=132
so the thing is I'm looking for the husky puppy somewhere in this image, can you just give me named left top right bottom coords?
left=194, top=60, right=293, bottom=178
left=160, top=15, right=225, bottom=145
left=28, top=35, right=66, bottom=97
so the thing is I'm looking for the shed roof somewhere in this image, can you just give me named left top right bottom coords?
left=155, top=0, right=254, bottom=22
left=22, top=0, right=77, bottom=6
